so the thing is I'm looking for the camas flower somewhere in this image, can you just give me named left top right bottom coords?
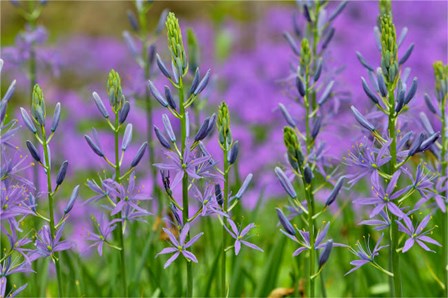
left=0, top=185, right=35, bottom=229
left=344, top=139, right=391, bottom=185
left=359, top=210, right=390, bottom=231
left=0, top=277, right=28, bottom=298
left=282, top=222, right=344, bottom=256
left=156, top=224, right=203, bottom=268
left=346, top=234, right=388, bottom=275
left=224, top=219, right=263, bottom=256
left=191, top=185, right=226, bottom=217
left=87, top=215, right=120, bottom=256
left=396, top=215, right=441, bottom=253
left=354, top=171, right=409, bottom=218
left=154, top=143, right=211, bottom=189
left=29, top=224, right=72, bottom=262
left=101, top=174, right=150, bottom=217
left=0, top=149, right=34, bottom=189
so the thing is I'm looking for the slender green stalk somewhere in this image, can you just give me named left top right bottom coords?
left=178, top=78, right=192, bottom=297
left=306, top=186, right=316, bottom=298
left=41, top=127, right=63, bottom=297
left=114, top=114, right=128, bottom=297
left=303, top=50, right=316, bottom=298
left=387, top=86, right=402, bottom=297
left=221, top=147, right=229, bottom=294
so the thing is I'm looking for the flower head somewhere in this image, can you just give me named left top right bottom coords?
left=354, top=171, right=409, bottom=218
left=29, top=224, right=71, bottom=261
left=397, top=215, right=441, bottom=253
left=346, top=234, right=388, bottom=275
left=156, top=224, right=203, bottom=268
left=224, top=219, right=263, bottom=256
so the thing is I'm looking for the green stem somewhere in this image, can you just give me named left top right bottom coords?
left=114, top=114, right=128, bottom=297
left=221, top=148, right=229, bottom=295
left=387, top=86, right=401, bottom=297
left=303, top=61, right=317, bottom=298
left=41, top=128, right=63, bottom=297
left=178, top=79, right=192, bottom=297
left=306, top=184, right=316, bottom=298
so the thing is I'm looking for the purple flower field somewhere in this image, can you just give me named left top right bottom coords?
left=1, top=1, right=447, bottom=297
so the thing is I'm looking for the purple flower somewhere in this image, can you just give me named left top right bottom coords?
left=408, top=164, right=435, bottom=198
left=354, top=171, right=409, bottom=218
left=4, top=228, right=32, bottom=263
left=359, top=210, right=390, bottom=231
left=87, top=215, right=119, bottom=256
left=101, top=174, right=150, bottom=217
left=191, top=185, right=227, bottom=217
left=344, top=139, right=391, bottom=185
left=0, top=184, right=35, bottom=228
left=282, top=222, right=344, bottom=257
left=85, top=178, right=109, bottom=204
left=154, top=144, right=211, bottom=189
left=156, top=224, right=203, bottom=268
left=29, top=224, right=72, bottom=261
left=0, top=277, right=27, bottom=298
left=224, top=219, right=263, bottom=256
left=346, top=234, right=388, bottom=275
left=396, top=215, right=441, bottom=253
left=0, top=256, right=33, bottom=277
left=1, top=147, right=28, bottom=182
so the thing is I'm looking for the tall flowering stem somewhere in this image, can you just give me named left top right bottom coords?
left=152, top=12, right=260, bottom=296
left=21, top=84, right=80, bottom=297
left=276, top=2, right=347, bottom=297
left=85, top=70, right=149, bottom=297
left=217, top=102, right=231, bottom=294
left=380, top=10, right=402, bottom=296
left=349, top=1, right=442, bottom=295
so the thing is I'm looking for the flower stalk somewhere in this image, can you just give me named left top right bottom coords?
left=114, top=110, right=128, bottom=297
left=41, top=125, right=64, bottom=297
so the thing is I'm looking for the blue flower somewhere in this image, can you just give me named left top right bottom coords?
left=157, top=224, right=203, bottom=268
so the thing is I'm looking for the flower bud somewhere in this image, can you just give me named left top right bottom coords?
left=227, top=141, right=239, bottom=165
left=107, top=70, right=123, bottom=111
left=56, top=160, right=69, bottom=186
left=20, top=108, right=37, bottom=134
left=351, top=106, right=375, bottom=132
left=318, top=240, right=333, bottom=268
left=283, top=127, right=304, bottom=171
left=156, top=54, right=172, bottom=79
left=274, top=167, right=296, bottom=199
left=304, top=166, right=313, bottom=184
left=121, top=124, right=133, bottom=151
left=215, top=184, right=223, bottom=206
left=154, top=126, right=171, bottom=149
left=92, top=92, right=109, bottom=118
left=119, top=101, right=130, bottom=124
left=131, top=142, right=148, bottom=168
left=26, top=140, right=41, bottom=163
left=51, top=103, right=61, bottom=132
left=276, top=208, right=295, bottom=236
left=64, top=185, right=80, bottom=214
left=148, top=80, right=168, bottom=107
left=234, top=173, right=253, bottom=200
left=85, top=135, right=104, bottom=157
